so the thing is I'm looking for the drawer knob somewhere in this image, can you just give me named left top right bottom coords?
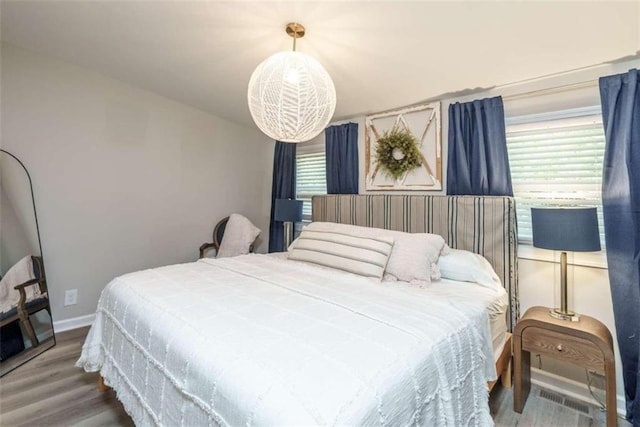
left=556, top=344, right=564, bottom=352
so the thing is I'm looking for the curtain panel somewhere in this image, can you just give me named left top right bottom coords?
left=325, top=123, right=359, bottom=194
left=268, top=141, right=297, bottom=253
left=600, top=68, right=640, bottom=424
left=446, top=96, right=513, bottom=196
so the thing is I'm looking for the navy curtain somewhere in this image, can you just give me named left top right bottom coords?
left=326, top=123, right=359, bottom=194
left=446, top=96, right=513, bottom=196
left=600, top=68, right=640, bottom=424
left=268, top=141, right=297, bottom=253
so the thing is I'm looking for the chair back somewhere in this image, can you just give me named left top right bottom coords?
left=213, top=217, right=229, bottom=251
left=31, top=256, right=48, bottom=294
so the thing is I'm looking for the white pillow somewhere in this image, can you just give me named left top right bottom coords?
left=437, top=249, right=502, bottom=290
left=383, top=232, right=446, bottom=285
left=303, top=222, right=446, bottom=284
left=288, top=229, right=394, bottom=279
left=217, top=214, right=261, bottom=258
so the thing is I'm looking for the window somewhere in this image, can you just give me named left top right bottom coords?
left=296, top=142, right=326, bottom=221
left=506, top=106, right=606, bottom=246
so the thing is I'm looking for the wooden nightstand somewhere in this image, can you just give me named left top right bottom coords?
left=513, top=306, right=617, bottom=426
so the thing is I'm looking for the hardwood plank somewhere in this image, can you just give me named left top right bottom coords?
left=2, top=346, right=83, bottom=384
left=0, top=361, right=81, bottom=395
left=72, top=406, right=135, bottom=427
left=53, top=326, right=91, bottom=343
left=0, top=327, right=130, bottom=427
left=2, top=369, right=97, bottom=412
left=22, top=389, right=134, bottom=427
left=1, top=379, right=98, bottom=425
left=0, top=337, right=56, bottom=376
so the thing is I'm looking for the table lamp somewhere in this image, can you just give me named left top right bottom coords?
left=531, top=207, right=601, bottom=321
left=274, top=199, right=303, bottom=251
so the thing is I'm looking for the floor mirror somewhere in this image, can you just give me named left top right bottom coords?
left=0, top=149, right=55, bottom=376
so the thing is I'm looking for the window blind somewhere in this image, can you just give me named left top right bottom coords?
left=506, top=108, right=606, bottom=245
left=296, top=142, right=327, bottom=221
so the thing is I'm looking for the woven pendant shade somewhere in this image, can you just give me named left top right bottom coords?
left=248, top=51, right=336, bottom=143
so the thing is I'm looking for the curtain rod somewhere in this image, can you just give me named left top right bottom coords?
left=460, top=54, right=634, bottom=102
left=336, top=55, right=634, bottom=121
left=502, top=79, right=599, bottom=102
left=421, top=74, right=601, bottom=108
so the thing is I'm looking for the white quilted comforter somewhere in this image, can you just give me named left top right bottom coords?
left=77, top=254, right=496, bottom=426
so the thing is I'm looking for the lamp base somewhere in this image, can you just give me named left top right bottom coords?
left=282, top=221, right=293, bottom=251
left=549, top=308, right=580, bottom=322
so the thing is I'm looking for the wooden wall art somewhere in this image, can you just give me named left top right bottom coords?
left=365, top=102, right=442, bottom=191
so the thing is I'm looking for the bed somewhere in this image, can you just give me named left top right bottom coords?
left=77, top=195, right=518, bottom=426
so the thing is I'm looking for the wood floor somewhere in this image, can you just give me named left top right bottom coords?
left=0, top=327, right=627, bottom=426
left=0, top=327, right=132, bottom=427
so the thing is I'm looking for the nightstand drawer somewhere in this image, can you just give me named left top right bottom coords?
left=521, top=326, right=604, bottom=372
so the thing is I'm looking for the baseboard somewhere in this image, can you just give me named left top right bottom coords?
left=531, top=367, right=626, bottom=418
left=53, top=313, right=95, bottom=333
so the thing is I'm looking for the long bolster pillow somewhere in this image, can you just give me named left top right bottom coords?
left=288, top=229, right=394, bottom=279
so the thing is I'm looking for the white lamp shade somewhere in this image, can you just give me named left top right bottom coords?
left=248, top=51, right=336, bottom=143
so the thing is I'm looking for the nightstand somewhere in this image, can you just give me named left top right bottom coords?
left=513, top=306, right=617, bottom=426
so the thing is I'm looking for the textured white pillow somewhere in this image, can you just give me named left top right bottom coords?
left=288, top=229, right=394, bottom=279
left=303, top=222, right=446, bottom=284
left=383, top=232, right=446, bottom=285
left=217, top=214, right=261, bottom=258
left=437, top=249, right=501, bottom=290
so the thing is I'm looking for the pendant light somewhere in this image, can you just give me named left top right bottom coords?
left=247, top=23, right=336, bottom=143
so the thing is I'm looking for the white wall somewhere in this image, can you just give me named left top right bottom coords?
left=1, top=44, right=274, bottom=322
left=331, top=58, right=640, bottom=412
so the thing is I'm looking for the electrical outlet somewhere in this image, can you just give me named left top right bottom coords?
left=64, top=289, right=78, bottom=306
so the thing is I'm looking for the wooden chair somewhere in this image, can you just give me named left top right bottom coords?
left=199, top=216, right=256, bottom=258
left=0, top=256, right=50, bottom=348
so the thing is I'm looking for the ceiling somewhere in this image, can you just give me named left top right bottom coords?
left=2, top=1, right=639, bottom=131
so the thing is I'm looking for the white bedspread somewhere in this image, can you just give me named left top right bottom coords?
left=77, top=254, right=496, bottom=426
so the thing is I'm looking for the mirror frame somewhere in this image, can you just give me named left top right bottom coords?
left=0, top=149, right=56, bottom=376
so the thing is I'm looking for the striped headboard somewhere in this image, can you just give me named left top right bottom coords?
left=312, top=194, right=519, bottom=331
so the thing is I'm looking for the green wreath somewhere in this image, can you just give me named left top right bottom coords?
left=375, top=126, right=422, bottom=180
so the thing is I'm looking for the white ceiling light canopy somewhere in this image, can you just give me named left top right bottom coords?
left=247, top=23, right=336, bottom=143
